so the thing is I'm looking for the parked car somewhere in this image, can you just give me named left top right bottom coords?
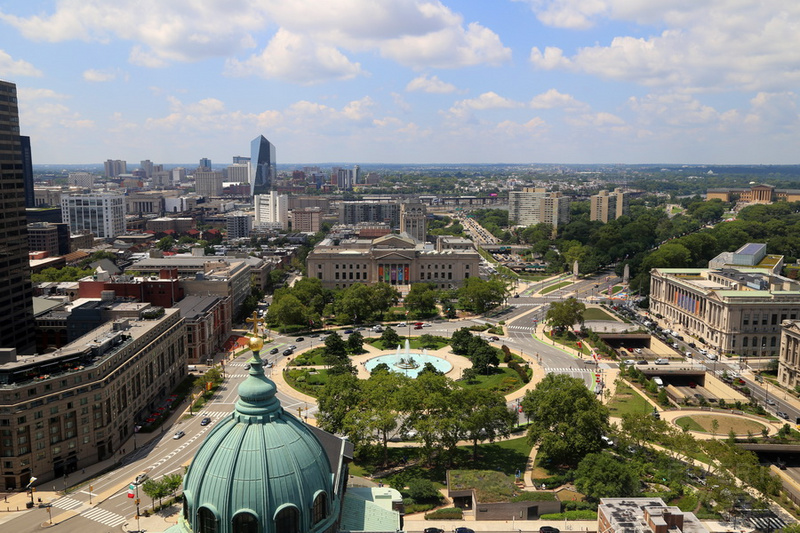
left=200, top=417, right=211, bottom=426
left=540, top=527, right=560, bottom=533
left=634, top=348, right=642, bottom=354
left=173, top=430, right=185, bottom=440
left=688, top=381, right=697, bottom=388
left=424, top=528, right=444, bottom=533
left=455, top=528, right=475, bottom=533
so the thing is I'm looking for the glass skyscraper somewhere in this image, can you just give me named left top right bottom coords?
left=250, top=135, right=276, bottom=196
left=0, top=80, right=36, bottom=353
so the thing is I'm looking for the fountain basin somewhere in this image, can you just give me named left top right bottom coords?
left=364, top=353, right=452, bottom=378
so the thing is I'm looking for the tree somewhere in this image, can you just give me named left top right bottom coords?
left=457, top=277, right=508, bottom=313
left=347, top=331, right=364, bottom=353
left=317, top=373, right=362, bottom=435
left=459, top=388, right=515, bottom=460
left=406, top=478, right=440, bottom=502
left=156, top=236, right=175, bottom=251
left=470, top=341, right=499, bottom=375
left=404, top=283, right=439, bottom=316
left=380, top=327, right=401, bottom=348
left=545, top=297, right=586, bottom=332
left=351, top=371, right=408, bottom=464
left=575, top=453, right=640, bottom=500
left=450, top=328, right=475, bottom=355
left=323, top=333, right=348, bottom=366
left=267, top=294, right=308, bottom=328
left=521, top=373, right=609, bottom=466
left=141, top=478, right=170, bottom=509
left=369, top=283, right=401, bottom=318
left=417, top=334, right=439, bottom=349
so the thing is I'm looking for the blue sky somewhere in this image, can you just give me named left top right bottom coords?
left=1, top=0, right=798, bottom=165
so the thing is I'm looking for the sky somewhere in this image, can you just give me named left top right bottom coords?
left=1, top=0, right=799, bottom=166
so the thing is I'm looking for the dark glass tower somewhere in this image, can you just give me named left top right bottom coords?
left=0, top=80, right=36, bottom=353
left=249, top=135, right=276, bottom=196
left=20, top=135, right=34, bottom=208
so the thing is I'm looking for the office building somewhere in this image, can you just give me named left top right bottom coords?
left=232, top=155, right=250, bottom=164
left=140, top=160, right=155, bottom=177
left=226, top=163, right=250, bottom=184
left=254, top=191, right=288, bottom=230
left=649, top=245, right=799, bottom=357
left=20, top=135, right=34, bottom=209
left=103, top=159, right=127, bottom=178
left=0, top=308, right=186, bottom=490
left=0, top=80, right=37, bottom=353
left=249, top=135, right=276, bottom=196
left=67, top=172, right=96, bottom=188
left=194, top=169, right=224, bottom=197
left=400, top=201, right=427, bottom=242
left=335, top=165, right=360, bottom=190
left=291, top=207, right=322, bottom=233
left=307, top=234, right=480, bottom=290
left=175, top=295, right=231, bottom=364
left=598, top=498, right=708, bottom=533
left=60, top=193, right=126, bottom=239
left=199, top=157, right=212, bottom=171
left=508, top=188, right=571, bottom=228
left=226, top=212, right=252, bottom=240
left=27, top=222, right=70, bottom=257
left=172, top=167, right=187, bottom=183
left=590, top=188, right=628, bottom=223
left=340, top=200, right=400, bottom=227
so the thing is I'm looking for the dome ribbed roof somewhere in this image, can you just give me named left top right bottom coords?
left=181, top=348, right=337, bottom=533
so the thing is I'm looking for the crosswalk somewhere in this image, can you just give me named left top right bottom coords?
left=80, top=506, right=127, bottom=527
left=201, top=411, right=233, bottom=419
left=508, top=325, right=538, bottom=331
left=545, top=367, right=596, bottom=374
left=51, top=496, right=82, bottom=510
left=227, top=362, right=249, bottom=367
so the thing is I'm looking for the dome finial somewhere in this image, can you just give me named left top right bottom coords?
left=236, top=312, right=281, bottom=417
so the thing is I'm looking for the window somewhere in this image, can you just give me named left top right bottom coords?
left=743, top=337, right=748, bottom=347
left=232, top=512, right=258, bottom=533
left=275, top=506, right=299, bottom=533
left=197, top=507, right=218, bottom=533
left=312, top=493, right=328, bottom=524
left=743, top=315, right=749, bottom=326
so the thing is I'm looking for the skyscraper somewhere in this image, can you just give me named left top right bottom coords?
left=20, top=135, right=34, bottom=208
left=103, top=159, right=127, bottom=177
left=250, top=135, right=276, bottom=196
left=0, top=80, right=36, bottom=353
left=199, top=157, right=212, bottom=171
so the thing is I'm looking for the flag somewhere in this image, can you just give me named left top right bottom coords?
left=128, top=484, right=135, bottom=498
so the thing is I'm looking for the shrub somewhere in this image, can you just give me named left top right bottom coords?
left=425, top=508, right=463, bottom=520
left=540, top=510, right=597, bottom=520
left=407, top=478, right=440, bottom=501
left=507, top=361, right=530, bottom=384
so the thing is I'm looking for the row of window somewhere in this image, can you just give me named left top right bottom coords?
left=189, top=491, right=328, bottom=533
left=742, top=313, right=797, bottom=326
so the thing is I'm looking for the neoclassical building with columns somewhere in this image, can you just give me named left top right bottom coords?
left=307, top=234, right=480, bottom=291
left=649, top=266, right=800, bottom=358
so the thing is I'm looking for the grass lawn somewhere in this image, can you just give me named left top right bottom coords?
left=582, top=307, right=617, bottom=321
left=674, top=416, right=705, bottom=432
left=543, top=331, right=591, bottom=354
left=463, top=367, right=525, bottom=394
left=284, top=368, right=330, bottom=396
left=675, top=414, right=767, bottom=435
left=540, top=281, right=572, bottom=295
left=289, top=347, right=327, bottom=365
left=611, top=285, right=624, bottom=294
left=370, top=336, right=450, bottom=351
left=607, top=382, right=653, bottom=417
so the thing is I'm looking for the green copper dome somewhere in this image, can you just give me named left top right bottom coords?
left=177, top=349, right=340, bottom=533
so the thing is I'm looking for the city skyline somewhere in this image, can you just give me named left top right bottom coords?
left=0, top=1, right=798, bottom=165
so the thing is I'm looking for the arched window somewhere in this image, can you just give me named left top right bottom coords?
left=312, top=492, right=328, bottom=524
left=197, top=507, right=218, bottom=533
left=232, top=512, right=258, bottom=533
left=275, top=506, right=300, bottom=533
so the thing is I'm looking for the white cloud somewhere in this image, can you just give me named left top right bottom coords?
left=744, top=92, right=799, bottom=130
left=17, top=87, right=70, bottom=101
left=1, top=0, right=509, bottom=77
left=526, top=1, right=800, bottom=92
left=495, top=117, right=547, bottom=137
left=628, top=93, right=722, bottom=127
left=446, top=92, right=523, bottom=122
left=406, top=75, right=457, bottom=94
left=82, top=69, right=116, bottom=82
left=529, top=89, right=589, bottom=111
left=0, top=49, right=42, bottom=77
left=16, top=88, right=93, bottom=133
left=225, top=29, right=364, bottom=84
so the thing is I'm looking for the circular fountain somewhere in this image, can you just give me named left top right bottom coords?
left=364, top=339, right=453, bottom=378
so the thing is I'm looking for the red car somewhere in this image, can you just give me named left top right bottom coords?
left=414, top=325, right=423, bottom=329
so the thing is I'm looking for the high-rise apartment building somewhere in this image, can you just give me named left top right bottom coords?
left=255, top=191, right=288, bottom=229
left=335, top=165, right=360, bottom=190
left=226, top=212, right=252, bottom=240
left=291, top=207, right=322, bottom=233
left=140, top=159, right=155, bottom=178
left=0, top=80, right=36, bottom=353
left=195, top=169, right=225, bottom=197
left=340, top=200, right=400, bottom=227
left=590, top=188, right=628, bottom=223
left=508, top=188, right=571, bottom=228
left=250, top=135, right=276, bottom=196
left=103, top=159, right=127, bottom=178
left=20, top=135, right=34, bottom=208
left=61, top=193, right=126, bottom=239
left=400, top=201, right=426, bottom=242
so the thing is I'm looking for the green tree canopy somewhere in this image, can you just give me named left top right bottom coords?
left=545, top=297, right=586, bottom=331
left=575, top=453, right=640, bottom=501
left=521, top=373, right=609, bottom=466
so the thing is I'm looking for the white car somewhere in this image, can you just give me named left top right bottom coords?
left=397, top=322, right=406, bottom=327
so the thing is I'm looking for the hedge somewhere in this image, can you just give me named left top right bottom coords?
left=507, top=360, right=530, bottom=383
left=540, top=510, right=597, bottom=520
left=425, top=508, right=463, bottom=520
left=511, top=491, right=557, bottom=502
